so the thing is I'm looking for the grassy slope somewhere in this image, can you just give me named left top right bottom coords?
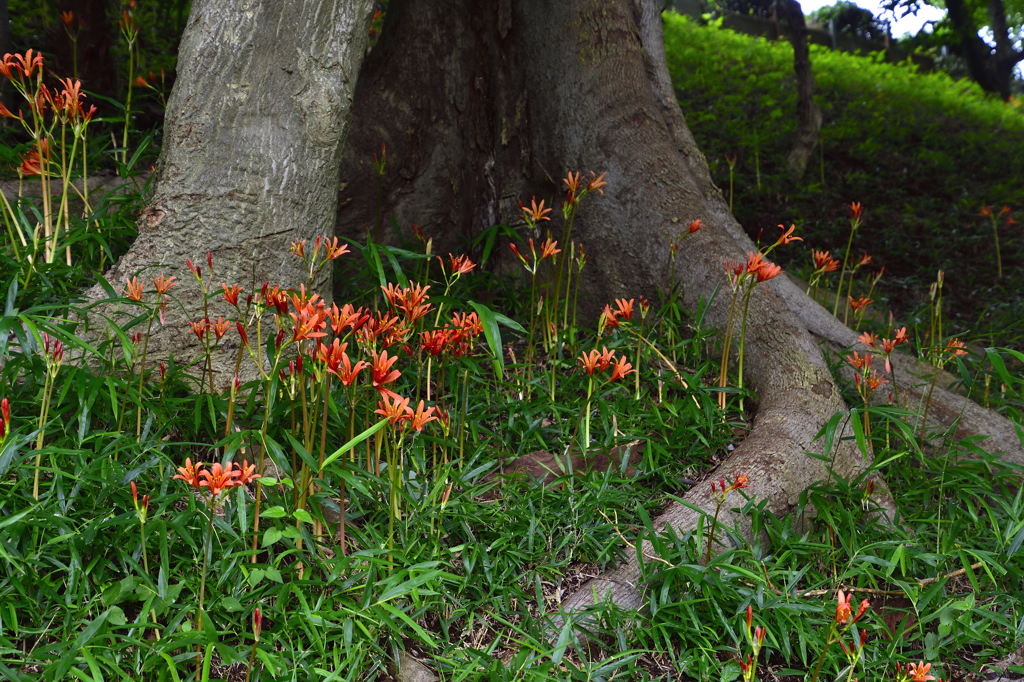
left=664, top=13, right=1024, bottom=349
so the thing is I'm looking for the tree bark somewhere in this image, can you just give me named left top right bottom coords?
left=335, top=0, right=1024, bottom=654
left=81, top=0, right=375, bottom=385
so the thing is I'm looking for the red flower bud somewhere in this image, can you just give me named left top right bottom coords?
left=207, top=251, right=213, bottom=276
left=253, top=607, right=262, bottom=642
left=275, top=328, right=285, bottom=351
left=746, top=604, right=753, bottom=630
left=237, top=322, right=249, bottom=348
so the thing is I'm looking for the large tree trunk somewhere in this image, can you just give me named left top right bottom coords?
left=82, top=0, right=375, bottom=384
left=335, top=0, right=1024, bottom=657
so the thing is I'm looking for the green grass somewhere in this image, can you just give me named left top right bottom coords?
left=4, top=12, right=1024, bottom=682
left=664, top=12, right=1024, bottom=350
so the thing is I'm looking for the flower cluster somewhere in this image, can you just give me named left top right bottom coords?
left=173, top=458, right=261, bottom=500
left=711, top=472, right=748, bottom=502
left=600, top=298, right=634, bottom=331
left=578, top=346, right=635, bottom=381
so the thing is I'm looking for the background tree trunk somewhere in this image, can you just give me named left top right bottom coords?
left=337, top=0, right=1024, bottom=650
left=82, top=0, right=375, bottom=385
left=944, top=0, right=1022, bottom=99
left=779, top=0, right=822, bottom=178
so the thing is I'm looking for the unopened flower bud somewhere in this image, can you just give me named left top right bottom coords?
left=253, top=607, right=262, bottom=642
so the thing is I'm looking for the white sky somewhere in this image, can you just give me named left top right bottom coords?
left=800, top=0, right=947, bottom=37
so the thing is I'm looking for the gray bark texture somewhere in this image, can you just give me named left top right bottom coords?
left=334, top=0, right=1024, bottom=661
left=80, top=0, right=374, bottom=385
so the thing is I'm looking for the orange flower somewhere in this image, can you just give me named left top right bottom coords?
left=381, top=282, right=402, bottom=306
left=235, top=459, right=261, bottom=485
left=420, top=329, right=451, bottom=356
left=8, top=50, right=44, bottom=79
left=578, top=349, right=601, bottom=376
left=134, top=75, right=150, bottom=88
left=371, top=349, right=401, bottom=395
left=849, top=202, right=862, bottom=220
left=846, top=351, right=869, bottom=371
left=586, top=171, right=608, bottom=195
left=776, top=224, right=802, bottom=245
left=835, top=590, right=853, bottom=623
left=152, top=272, right=176, bottom=295
left=858, top=331, right=877, bottom=348
left=614, top=298, right=634, bottom=322
left=608, top=356, right=635, bottom=382
left=199, top=461, right=242, bottom=496
left=60, top=10, right=74, bottom=27
left=375, top=393, right=412, bottom=426
left=222, top=283, right=240, bottom=307
left=754, top=261, right=782, bottom=282
left=520, top=197, right=552, bottom=224
left=563, top=172, right=583, bottom=194
left=328, top=303, right=369, bottom=335
left=333, top=349, right=369, bottom=386
left=812, top=250, right=839, bottom=273
left=452, top=311, right=483, bottom=337
left=849, top=296, right=873, bottom=312
left=865, top=370, right=887, bottom=391
left=211, top=316, right=231, bottom=341
left=980, top=206, right=993, bottom=217
left=17, top=150, right=42, bottom=177
left=688, top=219, right=702, bottom=234
left=946, top=338, right=968, bottom=357
left=0, top=101, right=19, bottom=120
left=852, top=598, right=869, bottom=623
left=745, top=251, right=766, bottom=275
left=447, top=253, right=476, bottom=276
left=908, top=662, right=935, bottom=682
left=290, top=239, right=306, bottom=259
left=729, top=473, right=749, bottom=490
left=597, top=346, right=615, bottom=371
left=321, top=236, right=350, bottom=260
left=290, top=302, right=327, bottom=342
left=857, top=253, right=872, bottom=267
left=538, top=238, right=560, bottom=261
left=189, top=318, right=210, bottom=342
left=124, top=276, right=144, bottom=302
left=406, top=400, right=437, bottom=432
left=173, top=458, right=203, bottom=489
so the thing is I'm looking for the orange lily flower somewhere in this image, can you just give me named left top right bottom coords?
left=608, top=356, right=635, bottom=382
left=152, top=272, right=177, bottom=295
left=124, top=276, right=144, bottom=302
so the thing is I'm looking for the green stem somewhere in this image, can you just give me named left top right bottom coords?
left=197, top=505, right=215, bottom=633
left=832, top=225, right=857, bottom=317
left=137, top=315, right=154, bottom=437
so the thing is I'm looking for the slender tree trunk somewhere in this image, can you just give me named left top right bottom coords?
left=778, top=0, right=822, bottom=178
left=336, top=2, right=1024, bottom=663
left=82, top=0, right=374, bottom=385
